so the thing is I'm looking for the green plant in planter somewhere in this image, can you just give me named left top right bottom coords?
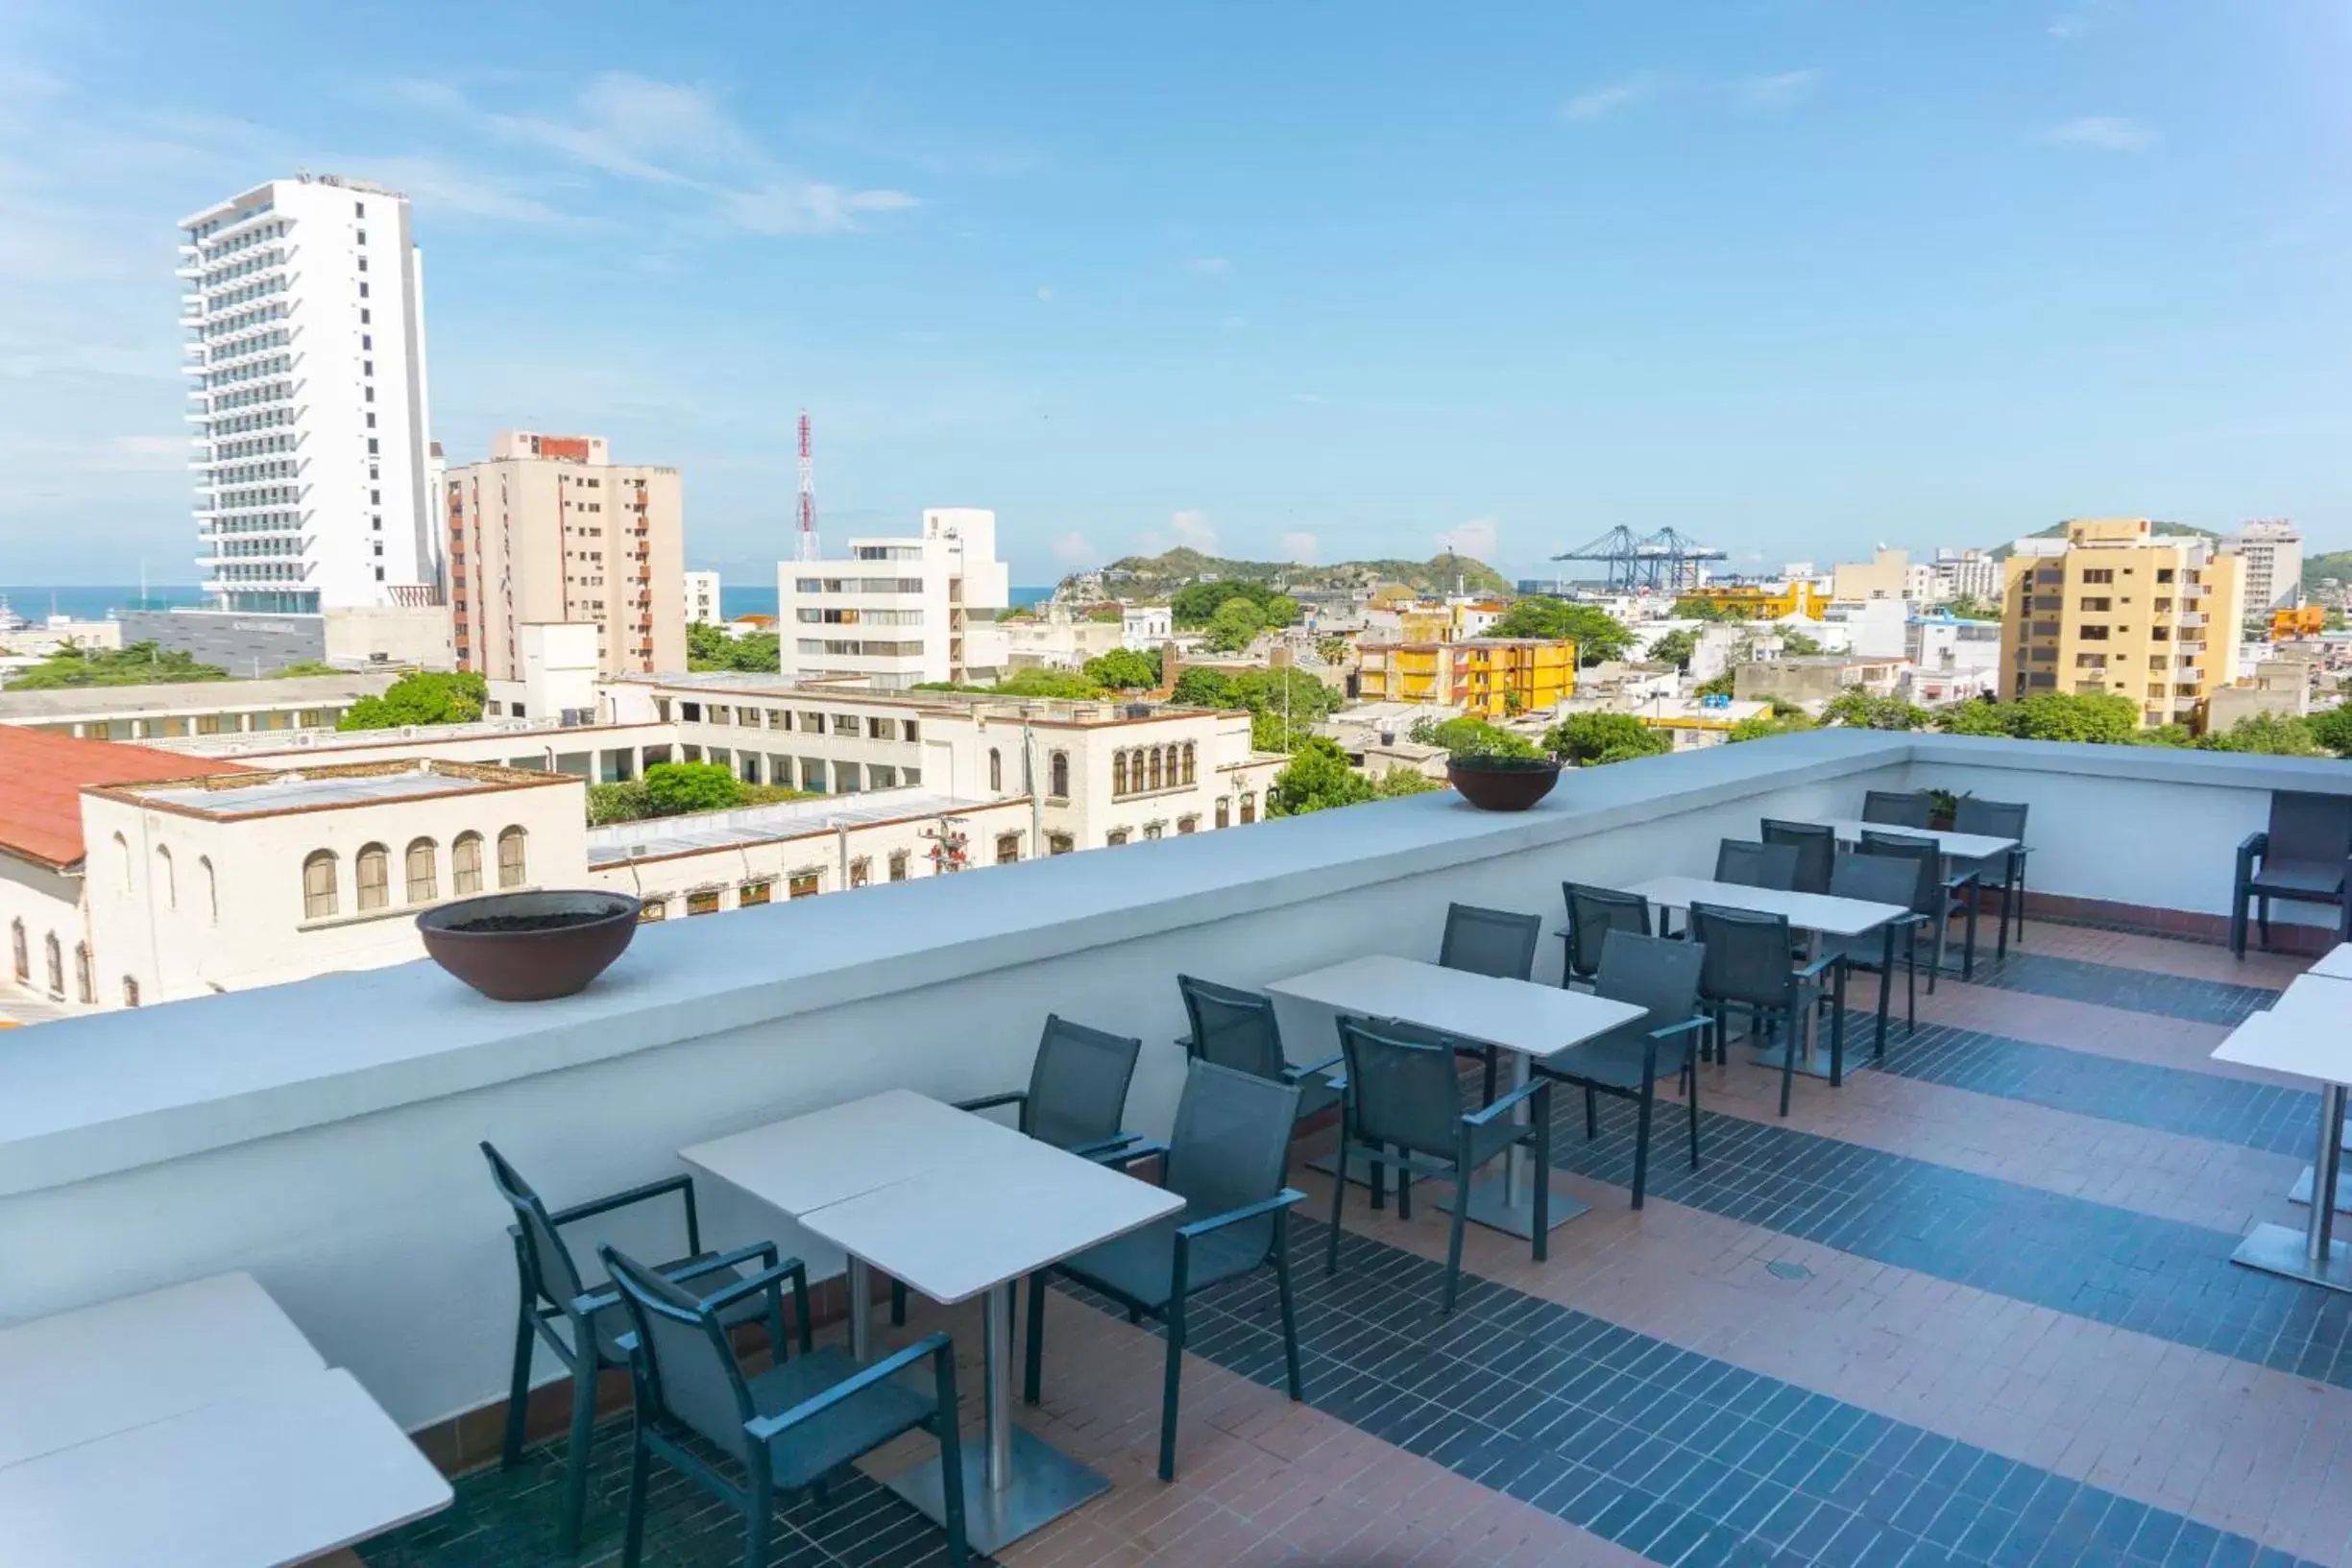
left=1926, top=787, right=1972, bottom=830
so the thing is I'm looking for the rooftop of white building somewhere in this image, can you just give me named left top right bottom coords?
left=93, top=760, right=575, bottom=820
left=0, top=672, right=400, bottom=723
left=585, top=788, right=1013, bottom=866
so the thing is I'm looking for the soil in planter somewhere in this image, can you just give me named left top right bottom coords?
left=444, top=910, right=614, bottom=934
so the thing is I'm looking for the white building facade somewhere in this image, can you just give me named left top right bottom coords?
left=181, top=175, right=436, bottom=613
left=2224, top=519, right=2304, bottom=613
left=777, top=508, right=1011, bottom=689
left=1931, top=548, right=2002, bottom=604
left=684, top=571, right=722, bottom=625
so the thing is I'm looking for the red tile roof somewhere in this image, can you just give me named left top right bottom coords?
left=0, top=729, right=247, bottom=869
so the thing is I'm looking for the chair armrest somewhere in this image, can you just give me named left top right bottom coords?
left=1067, top=1132, right=1144, bottom=1162
left=1794, top=952, right=1843, bottom=981
left=1646, top=1015, right=1711, bottom=1041
left=694, top=1253, right=802, bottom=1316
left=1102, top=1140, right=1172, bottom=1171
left=744, top=1333, right=953, bottom=1443
left=953, top=1091, right=1026, bottom=1116
left=666, top=1242, right=780, bottom=1289
left=1176, top=1188, right=1305, bottom=1240
left=1464, top=1076, right=1549, bottom=1125
left=1175, top=1034, right=1195, bottom=1054
left=2239, top=831, right=2269, bottom=874
left=1285, top=1051, right=1344, bottom=1082
left=550, top=1172, right=695, bottom=1229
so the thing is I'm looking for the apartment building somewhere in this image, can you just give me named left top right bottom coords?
left=776, top=508, right=1011, bottom=689
left=1355, top=639, right=1577, bottom=718
left=1998, top=518, right=2246, bottom=730
left=1931, top=548, right=2002, bottom=604
left=180, top=176, right=436, bottom=613
left=444, top=431, right=688, bottom=682
left=1677, top=582, right=1829, bottom=620
left=2222, top=519, right=2303, bottom=613
left=684, top=570, right=722, bottom=626
left=1830, top=548, right=1936, bottom=605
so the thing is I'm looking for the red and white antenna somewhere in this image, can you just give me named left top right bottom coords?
left=796, top=410, right=817, bottom=562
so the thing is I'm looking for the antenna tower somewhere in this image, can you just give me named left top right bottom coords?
left=796, top=411, right=818, bottom=561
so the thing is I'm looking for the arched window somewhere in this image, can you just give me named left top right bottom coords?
left=1240, top=792, right=1257, bottom=825
left=405, top=838, right=438, bottom=903
left=1216, top=798, right=1230, bottom=829
left=303, top=851, right=338, bottom=919
left=1105, top=829, right=1130, bottom=847
left=74, top=943, right=92, bottom=1004
left=154, top=844, right=176, bottom=909
left=1112, top=752, right=1128, bottom=796
left=497, top=827, right=528, bottom=888
left=888, top=851, right=909, bottom=882
left=122, top=976, right=139, bottom=1008
left=10, top=919, right=24, bottom=984
left=989, top=748, right=1003, bottom=792
left=1148, top=749, right=1163, bottom=791
left=1048, top=832, right=1075, bottom=856
left=451, top=832, right=484, bottom=895
left=355, top=843, right=390, bottom=911
left=1182, top=742, right=1197, bottom=785
left=1050, top=751, right=1069, bottom=800
left=112, top=832, right=131, bottom=894
left=198, top=856, right=217, bottom=926
left=996, top=833, right=1021, bottom=865
left=43, top=933, right=62, bottom=998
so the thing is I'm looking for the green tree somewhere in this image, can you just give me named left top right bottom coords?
left=1935, top=690, right=2145, bottom=744
left=1821, top=691, right=1929, bottom=731
left=1942, top=595, right=2001, bottom=621
left=642, top=761, right=744, bottom=816
left=2306, top=705, right=2352, bottom=758
left=685, top=620, right=734, bottom=669
left=1262, top=593, right=1302, bottom=627
left=1206, top=596, right=1267, bottom=652
left=992, top=667, right=1104, bottom=699
left=268, top=660, right=343, bottom=678
left=1081, top=647, right=1161, bottom=690
left=1485, top=599, right=1634, bottom=663
left=1268, top=737, right=1376, bottom=816
left=1170, top=579, right=1297, bottom=628
left=1374, top=766, right=1442, bottom=798
left=1544, top=712, right=1668, bottom=764
left=2199, top=712, right=2323, bottom=756
left=1646, top=628, right=1700, bottom=671
left=1169, top=667, right=1235, bottom=708
left=1727, top=711, right=1819, bottom=743
left=337, top=670, right=488, bottom=731
left=587, top=782, right=651, bottom=825
left=1418, top=715, right=1542, bottom=760
left=727, top=632, right=781, bottom=673
left=1083, top=604, right=1125, bottom=623
left=1692, top=669, right=1735, bottom=700
left=1778, top=628, right=1825, bottom=657
left=1670, top=596, right=1744, bottom=622
left=5, top=640, right=232, bottom=689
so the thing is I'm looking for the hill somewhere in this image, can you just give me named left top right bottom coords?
left=2304, top=552, right=2352, bottom=593
left=1987, top=520, right=2219, bottom=561
left=1069, top=547, right=1511, bottom=601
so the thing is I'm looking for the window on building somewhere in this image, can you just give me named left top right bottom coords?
left=888, top=851, right=909, bottom=882
left=303, top=851, right=339, bottom=918
left=1148, top=750, right=1163, bottom=791
left=989, top=748, right=1003, bottom=792
left=638, top=900, right=668, bottom=923
left=788, top=871, right=821, bottom=899
left=995, top=834, right=1021, bottom=865
left=687, top=890, right=720, bottom=917
left=903, top=719, right=921, bottom=742
left=405, top=838, right=438, bottom=903
left=850, top=857, right=872, bottom=888
left=153, top=844, right=175, bottom=909
left=112, top=831, right=131, bottom=894
left=74, top=943, right=92, bottom=1004
left=1144, top=823, right=1165, bottom=841
left=44, top=933, right=62, bottom=998
left=833, top=713, right=861, bottom=736
left=1113, top=752, right=1128, bottom=795
left=740, top=880, right=772, bottom=906
left=1181, top=743, right=1196, bottom=785
left=122, top=977, right=138, bottom=1008
left=10, top=919, right=25, bottom=984
left=356, top=843, right=390, bottom=911
left=1049, top=751, right=1070, bottom=799
left=1240, top=793, right=1257, bottom=825
left=1178, top=815, right=1199, bottom=833
left=451, top=832, right=483, bottom=895
left=1048, top=832, right=1075, bottom=855
left=1216, top=798, right=1230, bottom=829
left=837, top=761, right=861, bottom=793
left=1106, top=829, right=1130, bottom=847
left=800, top=759, right=828, bottom=793
left=497, top=827, right=528, bottom=888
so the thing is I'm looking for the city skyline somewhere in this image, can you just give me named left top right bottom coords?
left=3, top=3, right=2347, bottom=585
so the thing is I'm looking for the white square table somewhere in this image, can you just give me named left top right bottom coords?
left=2305, top=944, right=2352, bottom=981
left=685, top=1093, right=1182, bottom=1556
left=1813, top=818, right=2024, bottom=964
left=0, top=1367, right=452, bottom=1568
left=1264, top=954, right=1645, bottom=1235
left=1627, top=877, right=1911, bottom=1082
left=0, top=1271, right=327, bottom=1469
left=2215, top=994, right=2352, bottom=1291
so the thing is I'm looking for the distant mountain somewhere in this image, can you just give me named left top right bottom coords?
left=2304, top=552, right=2352, bottom=592
left=1065, top=547, right=1511, bottom=601
left=1987, top=520, right=2219, bottom=561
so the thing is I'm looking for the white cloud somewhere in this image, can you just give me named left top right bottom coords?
left=1170, top=510, right=1218, bottom=553
left=1182, top=256, right=1233, bottom=277
left=1437, top=518, right=1500, bottom=561
left=1035, top=285, right=1055, bottom=304
left=1279, top=532, right=1320, bottom=566
left=2035, top=116, right=2158, bottom=152
left=1051, top=531, right=1097, bottom=567
left=1562, top=76, right=1655, bottom=122
left=1734, top=70, right=1822, bottom=111
left=341, top=157, right=573, bottom=225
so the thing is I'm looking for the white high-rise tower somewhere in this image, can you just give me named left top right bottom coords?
left=180, top=175, right=437, bottom=613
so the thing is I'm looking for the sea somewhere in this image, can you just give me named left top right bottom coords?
left=719, top=584, right=1055, bottom=620
left=0, top=586, right=206, bottom=624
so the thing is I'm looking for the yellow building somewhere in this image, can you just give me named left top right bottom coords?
left=1356, top=639, right=1576, bottom=718
left=1997, top=518, right=2245, bottom=731
left=2272, top=604, right=2325, bottom=640
left=1681, top=582, right=1829, bottom=620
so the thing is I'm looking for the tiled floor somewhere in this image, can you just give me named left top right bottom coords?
left=361, top=918, right=2352, bottom=1567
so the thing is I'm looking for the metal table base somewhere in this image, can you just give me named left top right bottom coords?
left=1438, top=1173, right=1586, bottom=1237
left=2234, top=1083, right=2352, bottom=1293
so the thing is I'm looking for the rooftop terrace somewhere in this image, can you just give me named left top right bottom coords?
left=7, top=732, right=2352, bottom=1566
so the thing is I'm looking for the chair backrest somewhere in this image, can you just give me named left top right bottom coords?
left=1760, top=819, right=1837, bottom=895
left=1337, top=1016, right=1467, bottom=1158
left=1951, top=797, right=2027, bottom=844
left=2267, top=791, right=2352, bottom=865
left=481, top=1142, right=584, bottom=1311
left=1858, top=832, right=1941, bottom=916
left=1026, top=1014, right=1142, bottom=1150
left=1688, top=903, right=1795, bottom=1009
left=1176, top=974, right=1286, bottom=1082
left=1715, top=838, right=1800, bottom=891
left=602, top=1244, right=756, bottom=1464
left=1593, top=929, right=1705, bottom=1031
left=1861, top=789, right=1932, bottom=830
left=1161, top=1061, right=1300, bottom=1266
left=1562, top=882, right=1651, bottom=981
left=1438, top=903, right=1541, bottom=982
left=1829, top=850, right=1923, bottom=911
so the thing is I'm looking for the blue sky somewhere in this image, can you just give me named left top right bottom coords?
left=2, top=1, right=2347, bottom=586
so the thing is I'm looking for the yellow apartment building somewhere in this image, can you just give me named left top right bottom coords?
left=1355, top=639, right=1577, bottom=718
left=1680, top=582, right=1829, bottom=620
left=1997, top=518, right=2244, bottom=731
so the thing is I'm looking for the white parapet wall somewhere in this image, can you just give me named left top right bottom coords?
left=0, top=730, right=2341, bottom=1433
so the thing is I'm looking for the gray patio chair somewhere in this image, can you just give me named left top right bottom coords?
left=2233, top=791, right=2352, bottom=958
left=1814, top=852, right=1930, bottom=1049
left=1023, top=1060, right=1304, bottom=1482
left=1533, top=930, right=1709, bottom=1209
left=1440, top=902, right=1544, bottom=1102
left=892, top=1014, right=1141, bottom=1324
left=482, top=1143, right=784, bottom=1553
left=1860, top=829, right=1978, bottom=985
left=1560, top=881, right=1652, bottom=990
left=1176, top=972, right=1343, bottom=1122
left=1715, top=838, right=1800, bottom=891
left=1690, top=903, right=1839, bottom=1118
left=1950, top=798, right=2030, bottom=955
left=1862, top=789, right=1933, bottom=830
left=601, top=1243, right=968, bottom=1568
left=1327, top=1015, right=1554, bottom=1312
left=1761, top=819, right=1838, bottom=896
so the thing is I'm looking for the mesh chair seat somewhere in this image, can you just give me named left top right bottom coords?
left=1059, top=1214, right=1266, bottom=1310
left=743, top=1347, right=939, bottom=1489
left=586, top=1253, right=768, bottom=1361
left=1540, top=1021, right=1700, bottom=1092
left=2248, top=856, right=2347, bottom=898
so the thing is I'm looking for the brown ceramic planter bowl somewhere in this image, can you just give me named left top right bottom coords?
left=1446, top=756, right=1563, bottom=811
left=418, top=890, right=642, bottom=1001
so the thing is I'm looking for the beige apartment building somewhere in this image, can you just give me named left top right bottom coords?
left=446, top=431, right=687, bottom=682
left=1998, top=518, right=2245, bottom=731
